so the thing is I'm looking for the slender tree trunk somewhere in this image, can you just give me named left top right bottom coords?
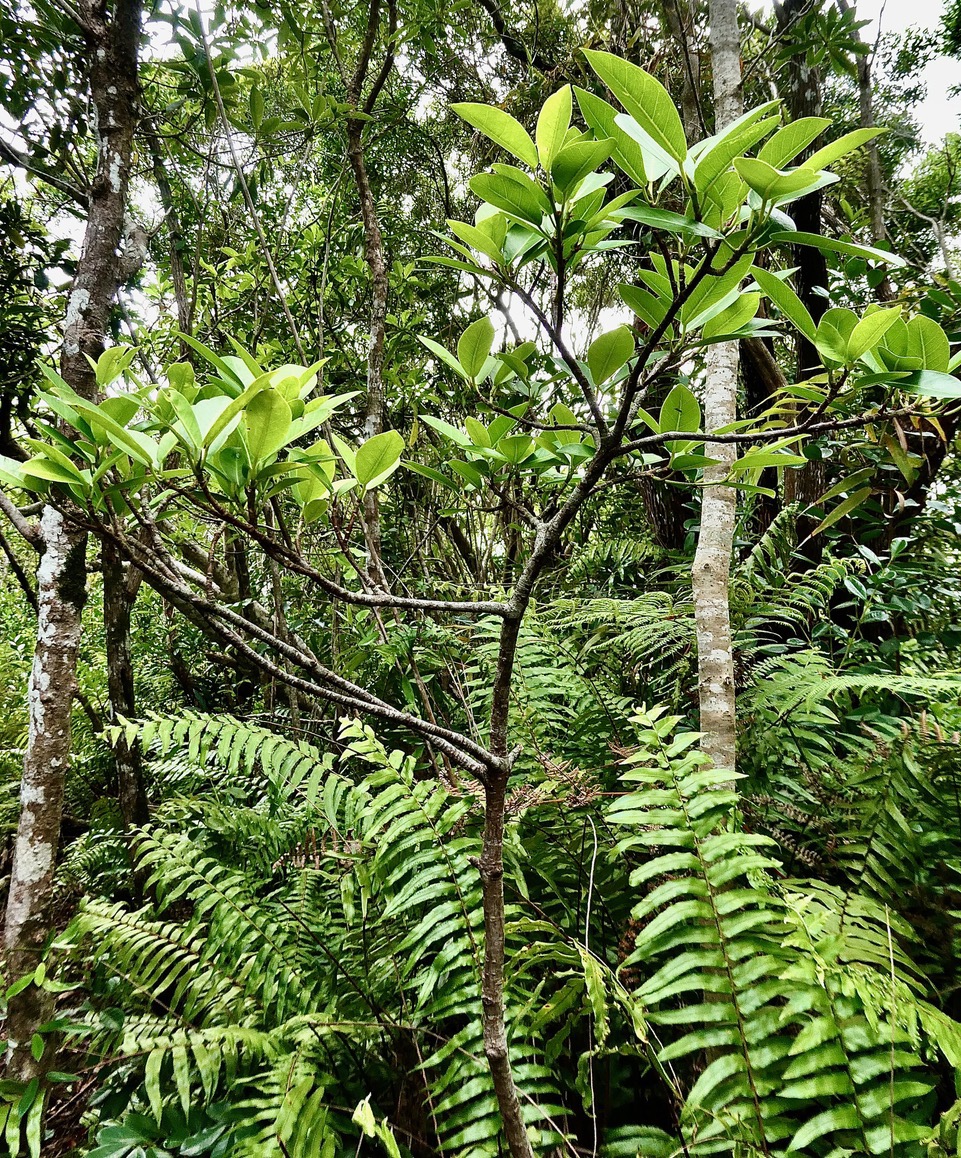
left=103, top=541, right=148, bottom=831
left=3, top=0, right=142, bottom=1082
left=662, top=0, right=703, bottom=143
left=776, top=0, right=828, bottom=550
left=692, top=0, right=741, bottom=775
left=347, top=116, right=390, bottom=589
left=835, top=0, right=893, bottom=300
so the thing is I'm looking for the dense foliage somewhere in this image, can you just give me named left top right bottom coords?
left=3, top=0, right=961, bottom=1155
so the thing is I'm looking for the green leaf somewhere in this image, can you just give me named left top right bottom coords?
left=847, top=306, right=901, bottom=360
left=536, top=86, right=572, bottom=169
left=732, top=448, right=807, bottom=470
left=498, top=434, right=534, bottom=463
left=405, top=461, right=457, bottom=491
left=758, top=117, right=832, bottom=168
left=701, top=293, right=760, bottom=341
left=587, top=326, right=634, bottom=383
left=457, top=317, right=496, bottom=378
left=249, top=85, right=264, bottom=131
left=451, top=102, right=538, bottom=168
left=176, top=333, right=247, bottom=386
left=815, top=306, right=858, bottom=364
left=551, top=138, right=613, bottom=193
left=659, top=383, right=700, bottom=435
left=733, top=157, right=822, bottom=201
left=804, top=126, right=885, bottom=170
left=770, top=230, right=906, bottom=266
left=692, top=104, right=781, bottom=194
left=583, top=50, right=687, bottom=161
left=900, top=369, right=961, bottom=397
left=447, top=220, right=504, bottom=264
left=813, top=486, right=872, bottom=534
left=751, top=267, right=817, bottom=344
left=420, top=414, right=471, bottom=446
left=681, top=250, right=754, bottom=330
left=469, top=172, right=549, bottom=225
left=419, top=336, right=469, bottom=380
left=573, top=87, right=649, bottom=184
left=617, top=204, right=721, bottom=239
left=905, top=314, right=950, bottom=371
left=788, top=1105, right=861, bottom=1151
left=613, top=114, right=678, bottom=182
left=355, top=430, right=405, bottom=489
left=243, top=389, right=292, bottom=469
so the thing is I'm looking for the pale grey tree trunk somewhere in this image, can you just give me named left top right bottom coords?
left=3, top=0, right=143, bottom=1082
left=692, top=0, right=742, bottom=776
left=3, top=510, right=86, bottom=1079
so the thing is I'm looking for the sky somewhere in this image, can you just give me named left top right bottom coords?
left=853, top=0, right=961, bottom=143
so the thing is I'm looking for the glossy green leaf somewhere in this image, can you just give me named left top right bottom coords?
left=587, top=326, right=634, bottom=383
left=243, top=388, right=292, bottom=469
left=758, top=117, right=831, bottom=168
left=574, top=87, right=649, bottom=184
left=355, top=430, right=405, bottom=489
left=815, top=307, right=858, bottom=364
left=551, top=138, right=613, bottom=193
left=692, top=104, right=780, bottom=194
left=751, top=267, right=817, bottom=344
left=659, top=383, right=700, bottom=435
left=536, top=86, right=572, bottom=168
left=804, top=126, right=885, bottom=171
left=905, top=314, right=950, bottom=371
left=617, top=204, right=721, bottom=238
left=469, top=172, right=549, bottom=225
left=813, top=486, right=872, bottom=535
left=770, top=230, right=906, bottom=266
left=583, top=50, right=687, bottom=161
left=900, top=369, right=961, bottom=397
left=450, top=102, right=538, bottom=168
left=457, top=317, right=496, bottom=377
left=847, top=307, right=901, bottom=360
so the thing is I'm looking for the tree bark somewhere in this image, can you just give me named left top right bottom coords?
left=3, top=0, right=143, bottom=1083
left=692, top=0, right=742, bottom=776
left=3, top=508, right=86, bottom=1080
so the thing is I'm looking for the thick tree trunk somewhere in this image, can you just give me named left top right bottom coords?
left=3, top=509, right=86, bottom=1080
left=692, top=0, right=742, bottom=776
left=3, top=0, right=142, bottom=1082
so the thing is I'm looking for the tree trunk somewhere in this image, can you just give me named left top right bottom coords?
left=103, top=540, right=148, bottom=832
left=3, top=0, right=143, bottom=1083
left=836, top=0, right=893, bottom=300
left=692, top=0, right=741, bottom=776
left=347, top=116, right=390, bottom=590
left=3, top=509, right=86, bottom=1080
left=776, top=0, right=828, bottom=552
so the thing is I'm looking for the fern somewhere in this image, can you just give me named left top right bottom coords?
left=607, top=706, right=952, bottom=1156
left=71, top=711, right=569, bottom=1156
